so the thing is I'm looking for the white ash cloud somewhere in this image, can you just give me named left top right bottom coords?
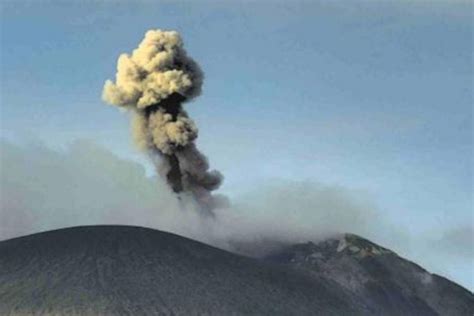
left=102, top=30, right=202, bottom=109
left=0, top=140, right=472, bottom=290
left=102, top=29, right=221, bottom=215
left=0, top=140, right=382, bottom=244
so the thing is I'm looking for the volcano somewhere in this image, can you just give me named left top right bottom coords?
left=265, top=234, right=474, bottom=315
left=0, top=226, right=472, bottom=315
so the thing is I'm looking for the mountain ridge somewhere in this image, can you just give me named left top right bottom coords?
left=0, top=225, right=472, bottom=315
left=265, top=233, right=473, bottom=315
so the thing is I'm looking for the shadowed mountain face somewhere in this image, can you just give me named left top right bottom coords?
left=0, top=226, right=472, bottom=316
left=0, top=226, right=361, bottom=316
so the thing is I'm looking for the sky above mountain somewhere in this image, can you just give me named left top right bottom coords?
left=1, top=1, right=472, bottom=289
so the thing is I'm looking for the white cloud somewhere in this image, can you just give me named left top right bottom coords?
left=1, top=139, right=472, bottom=290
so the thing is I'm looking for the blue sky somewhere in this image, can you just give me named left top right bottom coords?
left=1, top=1, right=472, bottom=287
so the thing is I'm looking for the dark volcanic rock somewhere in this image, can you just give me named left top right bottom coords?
left=1, top=227, right=472, bottom=315
left=0, top=226, right=361, bottom=316
left=265, top=233, right=474, bottom=316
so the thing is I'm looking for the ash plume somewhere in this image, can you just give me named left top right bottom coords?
left=102, top=29, right=223, bottom=215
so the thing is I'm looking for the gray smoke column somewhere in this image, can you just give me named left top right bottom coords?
left=102, top=29, right=223, bottom=215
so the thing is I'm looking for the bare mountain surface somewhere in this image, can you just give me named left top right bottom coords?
left=0, top=226, right=362, bottom=315
left=0, top=226, right=472, bottom=315
left=265, top=233, right=474, bottom=316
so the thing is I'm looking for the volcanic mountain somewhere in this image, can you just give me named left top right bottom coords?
left=265, top=234, right=474, bottom=315
left=0, top=226, right=472, bottom=315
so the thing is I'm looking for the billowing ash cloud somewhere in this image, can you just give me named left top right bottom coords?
left=1, top=140, right=472, bottom=290
left=102, top=30, right=223, bottom=215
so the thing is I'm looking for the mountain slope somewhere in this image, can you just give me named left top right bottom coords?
left=0, top=226, right=472, bottom=315
left=0, top=226, right=362, bottom=316
left=265, top=233, right=474, bottom=316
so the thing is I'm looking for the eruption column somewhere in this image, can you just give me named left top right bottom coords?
left=102, top=30, right=223, bottom=215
